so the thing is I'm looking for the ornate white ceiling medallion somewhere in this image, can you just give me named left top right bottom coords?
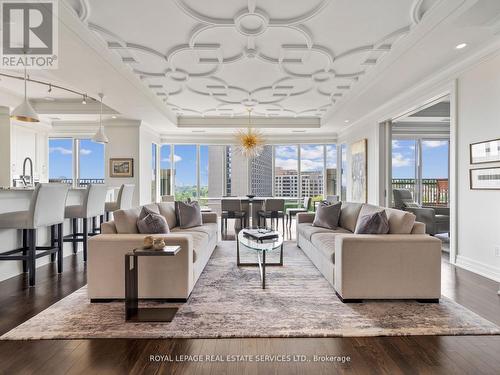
left=234, top=8, right=269, bottom=36
left=71, top=0, right=432, bottom=120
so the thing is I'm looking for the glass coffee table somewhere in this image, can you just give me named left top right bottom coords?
left=237, top=229, right=284, bottom=289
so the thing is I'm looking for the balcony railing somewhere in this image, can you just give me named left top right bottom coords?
left=392, top=178, right=449, bottom=206
left=49, top=178, right=105, bottom=186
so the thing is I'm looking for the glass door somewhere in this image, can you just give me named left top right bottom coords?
left=421, top=139, right=449, bottom=207
left=391, top=139, right=418, bottom=203
left=392, top=138, right=449, bottom=206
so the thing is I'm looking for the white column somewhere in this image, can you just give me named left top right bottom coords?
left=0, top=107, right=12, bottom=187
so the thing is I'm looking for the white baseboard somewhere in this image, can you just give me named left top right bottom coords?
left=455, top=255, right=500, bottom=283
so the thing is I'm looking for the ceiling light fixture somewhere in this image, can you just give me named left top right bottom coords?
left=455, top=43, right=467, bottom=50
left=10, top=68, right=39, bottom=123
left=92, top=93, right=109, bottom=144
left=111, top=115, right=117, bottom=119
left=82, top=94, right=87, bottom=104
left=234, top=109, right=265, bottom=159
left=344, top=120, right=350, bottom=123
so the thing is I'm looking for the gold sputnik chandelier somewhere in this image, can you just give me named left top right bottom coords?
left=234, top=109, right=265, bottom=158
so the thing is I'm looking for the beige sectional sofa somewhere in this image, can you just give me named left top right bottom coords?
left=297, top=202, right=442, bottom=302
left=88, top=203, right=217, bottom=301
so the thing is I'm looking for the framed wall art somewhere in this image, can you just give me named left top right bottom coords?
left=350, top=139, right=367, bottom=203
left=470, top=138, right=500, bottom=164
left=470, top=167, right=500, bottom=190
left=109, top=158, right=134, bottom=178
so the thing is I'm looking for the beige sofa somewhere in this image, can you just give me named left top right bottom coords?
left=297, top=202, right=442, bottom=302
left=87, top=203, right=218, bottom=301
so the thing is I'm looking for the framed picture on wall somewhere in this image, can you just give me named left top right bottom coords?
left=470, top=167, right=500, bottom=190
left=109, top=158, right=134, bottom=177
left=350, top=139, right=367, bottom=203
left=470, top=138, right=500, bottom=164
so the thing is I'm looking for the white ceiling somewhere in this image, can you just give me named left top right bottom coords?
left=2, top=0, right=500, bottom=136
left=66, top=0, right=436, bottom=120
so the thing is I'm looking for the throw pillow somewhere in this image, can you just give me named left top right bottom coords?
left=403, top=201, right=420, bottom=209
left=175, top=201, right=203, bottom=229
left=312, top=202, right=342, bottom=229
left=138, top=204, right=160, bottom=220
left=355, top=210, right=390, bottom=234
left=137, top=213, right=170, bottom=234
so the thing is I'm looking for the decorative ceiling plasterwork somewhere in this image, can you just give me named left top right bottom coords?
left=73, top=0, right=429, bottom=119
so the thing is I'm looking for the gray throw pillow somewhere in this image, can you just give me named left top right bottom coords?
left=312, top=202, right=342, bottom=229
left=355, top=210, right=390, bottom=234
left=175, top=201, right=202, bottom=229
left=138, top=205, right=160, bottom=220
left=137, top=213, right=170, bottom=234
left=402, top=200, right=420, bottom=209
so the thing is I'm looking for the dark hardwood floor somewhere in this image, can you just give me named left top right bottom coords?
left=0, top=250, right=499, bottom=375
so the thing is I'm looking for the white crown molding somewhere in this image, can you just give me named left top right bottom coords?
left=177, top=116, right=321, bottom=128
left=159, top=132, right=337, bottom=145
left=323, top=0, right=469, bottom=125
left=338, top=34, right=500, bottom=133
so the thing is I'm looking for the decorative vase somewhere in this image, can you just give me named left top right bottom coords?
left=152, top=238, right=166, bottom=250
left=143, top=236, right=154, bottom=249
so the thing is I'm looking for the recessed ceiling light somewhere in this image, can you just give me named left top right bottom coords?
left=455, top=43, right=467, bottom=50
left=111, top=115, right=117, bottom=119
left=344, top=120, right=349, bottom=123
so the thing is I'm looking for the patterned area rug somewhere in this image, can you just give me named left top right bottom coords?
left=2, top=242, right=499, bottom=339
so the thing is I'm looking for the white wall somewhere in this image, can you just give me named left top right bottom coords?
left=139, top=125, right=161, bottom=205
left=0, top=107, right=12, bottom=187
left=104, top=123, right=141, bottom=206
left=455, top=52, right=500, bottom=281
left=337, top=121, right=380, bottom=204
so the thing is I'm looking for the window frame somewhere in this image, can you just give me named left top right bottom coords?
left=48, top=137, right=105, bottom=187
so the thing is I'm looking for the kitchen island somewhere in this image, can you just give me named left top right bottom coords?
left=0, top=186, right=117, bottom=282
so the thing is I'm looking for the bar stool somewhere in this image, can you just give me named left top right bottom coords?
left=0, top=183, right=69, bottom=286
left=258, top=199, right=285, bottom=234
left=64, top=184, right=108, bottom=261
left=104, top=184, right=135, bottom=221
left=285, top=197, right=311, bottom=236
left=221, top=199, right=247, bottom=239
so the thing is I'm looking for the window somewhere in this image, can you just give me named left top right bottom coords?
left=151, top=143, right=158, bottom=202
left=274, top=145, right=298, bottom=198
left=173, top=145, right=197, bottom=201
left=300, top=145, right=324, bottom=200
left=225, top=145, right=232, bottom=196
left=199, top=145, right=209, bottom=205
left=49, top=138, right=104, bottom=186
left=251, top=145, right=273, bottom=196
left=340, top=144, right=347, bottom=201
left=160, top=145, right=172, bottom=196
left=49, top=138, right=73, bottom=184
left=155, top=143, right=338, bottom=203
left=78, top=139, right=104, bottom=186
left=326, top=144, right=337, bottom=196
